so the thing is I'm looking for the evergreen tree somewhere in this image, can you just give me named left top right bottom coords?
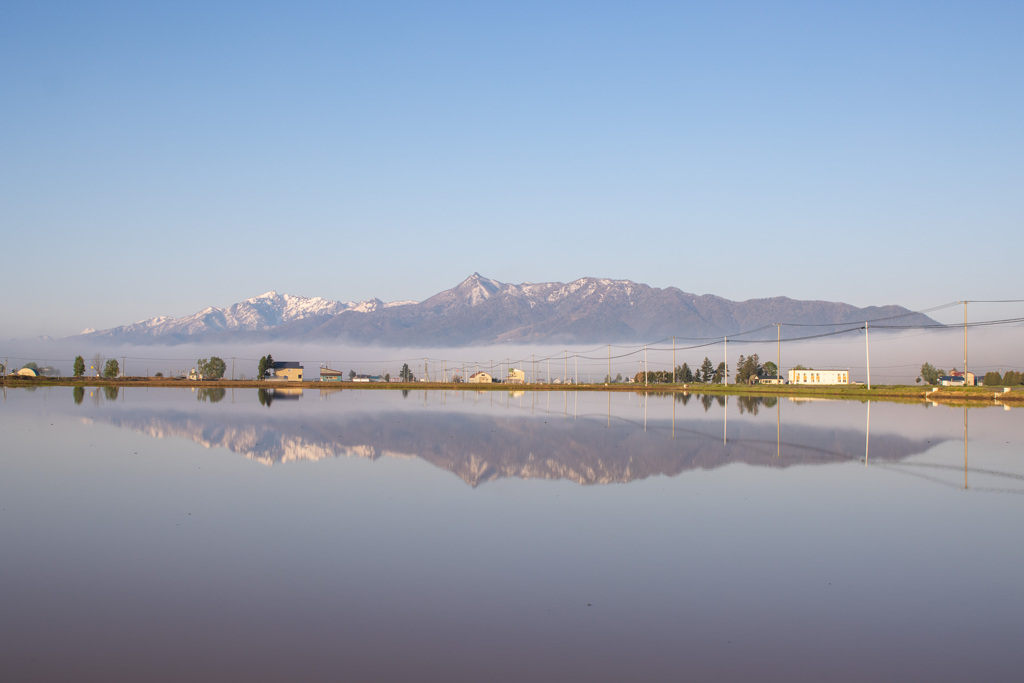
left=700, top=357, right=715, bottom=382
left=400, top=363, right=415, bottom=382
left=679, top=363, right=693, bottom=383
left=102, top=359, right=120, bottom=378
left=712, top=361, right=726, bottom=384
left=983, top=371, right=1003, bottom=386
left=73, top=355, right=85, bottom=377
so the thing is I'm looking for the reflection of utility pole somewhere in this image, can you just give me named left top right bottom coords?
left=724, top=395, right=728, bottom=444
left=964, top=404, right=969, bottom=490
left=776, top=398, right=781, bottom=458
left=865, top=401, right=870, bottom=466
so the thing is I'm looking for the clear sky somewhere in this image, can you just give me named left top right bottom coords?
left=2, top=0, right=1021, bottom=339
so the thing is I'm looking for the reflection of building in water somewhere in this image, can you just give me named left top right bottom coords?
left=788, top=369, right=848, bottom=385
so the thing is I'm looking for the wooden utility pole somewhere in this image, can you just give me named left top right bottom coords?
left=865, top=322, right=871, bottom=390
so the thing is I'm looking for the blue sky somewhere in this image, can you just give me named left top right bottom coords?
left=2, top=0, right=1021, bottom=339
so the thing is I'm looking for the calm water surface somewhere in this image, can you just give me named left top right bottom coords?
left=1, top=386, right=1022, bottom=682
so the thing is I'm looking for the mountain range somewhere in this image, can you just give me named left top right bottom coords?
left=76, top=273, right=937, bottom=346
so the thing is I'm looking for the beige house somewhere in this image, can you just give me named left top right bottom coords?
left=788, top=369, right=849, bottom=385
left=270, top=361, right=304, bottom=382
left=506, top=368, right=525, bottom=384
left=468, top=371, right=493, bottom=384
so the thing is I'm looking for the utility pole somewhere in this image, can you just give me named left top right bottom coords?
left=963, top=300, right=969, bottom=382
left=644, top=345, right=648, bottom=386
left=232, top=357, right=235, bottom=380
left=607, top=345, right=611, bottom=384
left=865, top=322, right=871, bottom=390
left=724, top=337, right=728, bottom=386
left=776, top=323, right=781, bottom=382
left=672, top=337, right=676, bottom=382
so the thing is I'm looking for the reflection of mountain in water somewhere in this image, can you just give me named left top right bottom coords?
left=94, top=400, right=944, bottom=487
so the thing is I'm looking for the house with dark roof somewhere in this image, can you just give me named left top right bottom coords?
left=270, top=361, right=304, bottom=382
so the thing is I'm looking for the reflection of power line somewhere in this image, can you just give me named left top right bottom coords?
left=876, top=463, right=1024, bottom=495
left=884, top=461, right=1024, bottom=483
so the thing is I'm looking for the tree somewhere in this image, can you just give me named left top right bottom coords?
left=197, top=356, right=226, bottom=379
left=678, top=363, right=693, bottom=383
left=400, top=363, right=415, bottom=382
left=919, top=362, right=944, bottom=385
left=72, top=356, right=85, bottom=377
left=92, top=353, right=104, bottom=377
left=258, top=354, right=275, bottom=379
left=384, top=373, right=391, bottom=382
left=983, top=371, right=1003, bottom=386
left=792, top=364, right=808, bottom=371
left=615, top=372, right=623, bottom=382
left=763, top=361, right=778, bottom=378
left=735, top=354, right=763, bottom=385
left=103, top=358, right=120, bottom=378
left=712, top=361, right=726, bottom=384
left=700, top=357, right=715, bottom=383
left=348, top=369, right=357, bottom=380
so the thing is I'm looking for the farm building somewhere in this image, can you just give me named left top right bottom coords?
left=319, top=367, right=345, bottom=382
left=270, top=361, right=304, bottom=382
left=787, top=369, right=849, bottom=385
left=468, top=371, right=493, bottom=384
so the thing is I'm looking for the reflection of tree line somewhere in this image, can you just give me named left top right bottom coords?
left=651, top=392, right=777, bottom=414
left=73, top=385, right=227, bottom=405
left=72, top=386, right=120, bottom=405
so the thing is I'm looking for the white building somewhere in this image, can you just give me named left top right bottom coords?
left=468, top=371, right=493, bottom=384
left=788, top=369, right=849, bottom=385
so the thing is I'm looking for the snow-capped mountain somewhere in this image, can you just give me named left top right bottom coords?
left=75, top=273, right=937, bottom=346
left=79, top=291, right=414, bottom=342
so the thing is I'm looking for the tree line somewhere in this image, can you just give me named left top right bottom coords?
left=628, top=354, right=781, bottom=385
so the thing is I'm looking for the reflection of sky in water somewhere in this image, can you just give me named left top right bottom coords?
left=2, top=387, right=1023, bottom=682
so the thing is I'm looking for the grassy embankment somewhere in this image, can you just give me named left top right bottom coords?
left=2, top=375, right=1021, bottom=406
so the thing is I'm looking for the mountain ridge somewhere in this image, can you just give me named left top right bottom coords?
left=75, top=273, right=937, bottom=346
